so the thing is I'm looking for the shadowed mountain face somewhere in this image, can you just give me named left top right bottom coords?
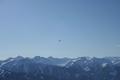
left=0, top=56, right=120, bottom=80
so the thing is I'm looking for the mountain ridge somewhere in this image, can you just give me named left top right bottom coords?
left=0, top=56, right=120, bottom=80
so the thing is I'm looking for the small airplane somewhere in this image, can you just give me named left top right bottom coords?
left=58, top=40, right=62, bottom=42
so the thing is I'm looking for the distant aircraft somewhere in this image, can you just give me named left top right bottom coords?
left=58, top=40, right=62, bottom=43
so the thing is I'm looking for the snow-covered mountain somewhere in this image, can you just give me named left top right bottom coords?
left=0, top=56, right=120, bottom=80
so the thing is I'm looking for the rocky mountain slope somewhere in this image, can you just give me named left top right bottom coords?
left=0, top=56, right=120, bottom=80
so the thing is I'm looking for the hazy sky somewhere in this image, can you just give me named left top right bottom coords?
left=0, top=0, right=120, bottom=59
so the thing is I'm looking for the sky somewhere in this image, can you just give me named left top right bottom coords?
left=0, top=0, right=120, bottom=59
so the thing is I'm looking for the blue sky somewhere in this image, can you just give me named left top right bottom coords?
left=0, top=0, right=120, bottom=59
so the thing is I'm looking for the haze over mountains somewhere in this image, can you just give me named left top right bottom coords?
left=0, top=56, right=120, bottom=80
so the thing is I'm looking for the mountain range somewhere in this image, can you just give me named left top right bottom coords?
left=0, top=56, right=120, bottom=80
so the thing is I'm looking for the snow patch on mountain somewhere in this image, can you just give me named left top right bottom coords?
left=84, top=66, right=90, bottom=71
left=57, top=60, right=71, bottom=67
left=0, top=58, right=14, bottom=68
left=102, top=63, right=108, bottom=67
